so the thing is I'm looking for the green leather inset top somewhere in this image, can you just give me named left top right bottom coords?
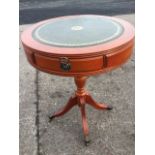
left=32, top=15, right=124, bottom=47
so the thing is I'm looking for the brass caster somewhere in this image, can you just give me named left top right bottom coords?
left=106, top=105, right=113, bottom=110
left=84, top=135, right=91, bottom=146
left=49, top=116, right=55, bottom=122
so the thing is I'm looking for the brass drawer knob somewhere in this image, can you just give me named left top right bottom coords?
left=60, top=57, right=71, bottom=71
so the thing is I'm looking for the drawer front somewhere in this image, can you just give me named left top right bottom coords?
left=106, top=46, right=133, bottom=67
left=34, top=54, right=104, bottom=73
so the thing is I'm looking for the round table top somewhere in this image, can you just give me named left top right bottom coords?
left=32, top=16, right=123, bottom=47
left=21, top=15, right=134, bottom=57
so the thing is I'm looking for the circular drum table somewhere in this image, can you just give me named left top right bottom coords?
left=21, top=15, right=134, bottom=145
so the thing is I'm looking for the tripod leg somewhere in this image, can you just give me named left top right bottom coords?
left=80, top=103, right=90, bottom=145
left=85, top=94, right=113, bottom=110
left=49, top=96, right=77, bottom=121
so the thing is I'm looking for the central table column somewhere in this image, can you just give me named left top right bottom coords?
left=49, top=76, right=112, bottom=145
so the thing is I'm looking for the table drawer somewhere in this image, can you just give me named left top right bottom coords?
left=34, top=54, right=104, bottom=73
left=106, top=45, right=133, bottom=67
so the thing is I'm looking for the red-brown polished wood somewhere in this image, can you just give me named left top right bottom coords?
left=49, top=76, right=112, bottom=144
left=21, top=15, right=134, bottom=77
left=21, top=15, right=134, bottom=144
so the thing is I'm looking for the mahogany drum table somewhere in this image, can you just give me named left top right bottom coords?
left=21, top=15, right=134, bottom=145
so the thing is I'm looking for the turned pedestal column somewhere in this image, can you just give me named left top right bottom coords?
left=49, top=76, right=112, bottom=145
